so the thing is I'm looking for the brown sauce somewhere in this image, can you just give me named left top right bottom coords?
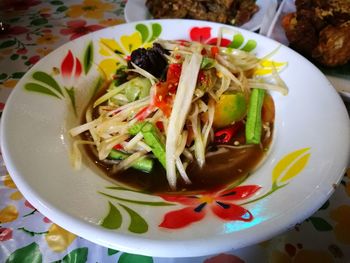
left=81, top=122, right=273, bottom=194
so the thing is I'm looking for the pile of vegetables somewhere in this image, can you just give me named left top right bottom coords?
left=70, top=39, right=287, bottom=190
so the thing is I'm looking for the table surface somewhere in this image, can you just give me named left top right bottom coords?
left=1, top=1, right=350, bottom=262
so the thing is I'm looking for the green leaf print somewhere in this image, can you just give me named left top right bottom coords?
left=33, top=71, right=63, bottom=96
left=60, top=247, right=88, bottom=263
left=11, top=72, right=25, bottom=79
left=228, top=34, right=244, bottom=49
left=10, top=54, right=19, bottom=61
left=30, top=18, right=48, bottom=26
left=56, top=6, right=68, bottom=12
left=0, top=40, right=16, bottom=49
left=309, top=217, right=333, bottom=231
left=119, top=204, right=148, bottom=234
left=118, top=253, right=153, bottom=263
left=24, top=83, right=62, bottom=99
left=50, top=0, right=64, bottom=5
left=241, top=40, right=257, bottom=52
left=6, top=242, right=42, bottom=263
left=64, top=87, right=77, bottom=115
left=100, top=202, right=122, bottom=229
left=150, top=23, right=162, bottom=42
left=0, top=73, right=8, bottom=80
left=226, top=34, right=257, bottom=52
left=319, top=200, right=330, bottom=210
left=108, top=248, right=119, bottom=256
left=83, top=41, right=94, bottom=75
left=99, top=192, right=174, bottom=206
left=135, top=24, right=149, bottom=44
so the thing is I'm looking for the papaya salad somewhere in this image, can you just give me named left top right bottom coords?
left=69, top=38, right=288, bottom=192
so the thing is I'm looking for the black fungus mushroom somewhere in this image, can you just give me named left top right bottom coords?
left=128, top=43, right=170, bottom=78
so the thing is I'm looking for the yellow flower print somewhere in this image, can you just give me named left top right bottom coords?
left=0, top=48, right=13, bottom=60
left=36, top=33, right=59, bottom=45
left=100, top=32, right=152, bottom=57
left=330, top=205, right=350, bottom=244
left=66, top=0, right=115, bottom=20
left=98, top=30, right=153, bottom=79
left=120, top=32, right=144, bottom=54
left=99, top=58, right=119, bottom=79
left=3, top=79, right=18, bottom=88
left=99, top=18, right=124, bottom=27
left=46, top=223, right=77, bottom=252
left=254, top=59, right=287, bottom=76
left=3, top=174, right=23, bottom=200
left=39, top=7, right=51, bottom=15
left=3, top=174, right=17, bottom=188
left=99, top=38, right=123, bottom=56
left=10, top=191, right=23, bottom=200
left=36, top=47, right=53, bottom=56
left=0, top=205, right=18, bottom=222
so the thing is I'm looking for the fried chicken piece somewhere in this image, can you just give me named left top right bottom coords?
left=145, top=0, right=258, bottom=26
left=312, top=22, right=350, bottom=67
left=282, top=0, right=350, bottom=67
left=145, top=0, right=188, bottom=19
left=231, top=0, right=259, bottom=25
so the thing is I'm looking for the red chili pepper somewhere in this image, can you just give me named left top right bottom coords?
left=113, top=144, right=123, bottom=150
left=210, top=46, right=219, bottom=57
left=156, top=121, right=164, bottom=132
left=135, top=105, right=154, bottom=120
left=214, top=122, right=243, bottom=143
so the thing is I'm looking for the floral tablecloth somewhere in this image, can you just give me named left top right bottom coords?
left=1, top=1, right=350, bottom=262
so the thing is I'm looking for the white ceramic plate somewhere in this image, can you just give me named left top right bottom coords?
left=125, top=0, right=275, bottom=32
left=1, top=20, right=349, bottom=258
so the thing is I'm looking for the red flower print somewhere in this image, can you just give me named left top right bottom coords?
left=0, top=228, right=13, bottom=241
left=16, top=48, right=28, bottom=55
left=29, top=55, right=41, bottom=65
left=60, top=20, right=104, bottom=40
left=24, top=200, right=36, bottom=210
left=0, top=0, right=41, bottom=11
left=43, top=217, right=51, bottom=223
left=159, top=185, right=261, bottom=229
left=190, top=27, right=212, bottom=43
left=189, top=27, right=231, bottom=47
left=0, top=24, right=29, bottom=39
left=205, top=253, right=245, bottom=263
left=60, top=50, right=82, bottom=86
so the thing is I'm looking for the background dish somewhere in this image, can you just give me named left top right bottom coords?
left=125, top=0, right=276, bottom=32
left=266, top=0, right=350, bottom=101
left=1, top=19, right=349, bottom=258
